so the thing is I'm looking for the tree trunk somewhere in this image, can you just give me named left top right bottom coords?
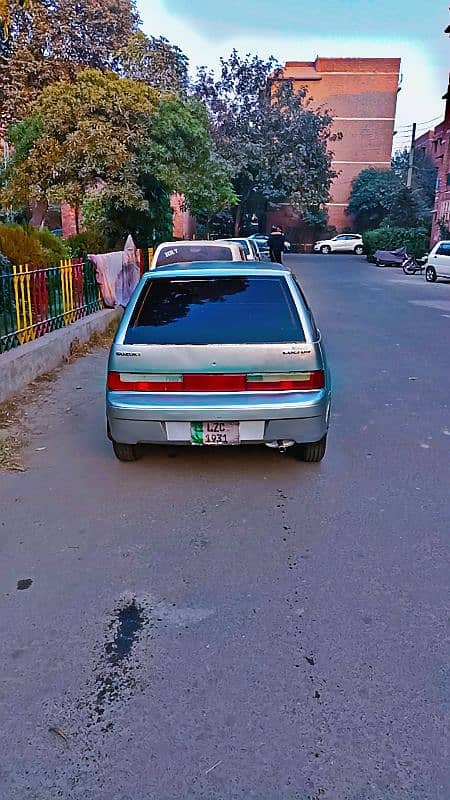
left=234, top=204, right=243, bottom=237
left=29, top=199, right=48, bottom=228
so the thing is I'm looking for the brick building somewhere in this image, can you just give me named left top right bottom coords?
left=414, top=77, right=450, bottom=246
left=268, top=57, right=401, bottom=234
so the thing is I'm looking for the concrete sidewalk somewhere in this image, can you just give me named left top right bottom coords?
left=0, top=308, right=121, bottom=403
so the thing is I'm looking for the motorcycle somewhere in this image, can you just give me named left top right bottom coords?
left=402, top=255, right=428, bottom=275
left=373, top=246, right=409, bottom=267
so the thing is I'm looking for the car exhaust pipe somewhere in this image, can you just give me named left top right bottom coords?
left=265, top=440, right=295, bottom=453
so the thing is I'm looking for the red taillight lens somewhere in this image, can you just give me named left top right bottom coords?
left=107, top=372, right=183, bottom=392
left=107, top=370, right=325, bottom=392
left=246, top=370, right=325, bottom=391
left=183, top=374, right=246, bottom=392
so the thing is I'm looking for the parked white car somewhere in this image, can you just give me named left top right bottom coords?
left=151, top=240, right=246, bottom=269
left=425, top=240, right=450, bottom=282
left=221, top=238, right=262, bottom=261
left=314, top=234, right=364, bottom=255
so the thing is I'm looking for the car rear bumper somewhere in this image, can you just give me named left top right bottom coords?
left=107, top=389, right=331, bottom=445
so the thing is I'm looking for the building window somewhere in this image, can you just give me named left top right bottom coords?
left=447, top=173, right=450, bottom=187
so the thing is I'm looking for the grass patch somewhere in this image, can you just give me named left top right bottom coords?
left=65, top=318, right=118, bottom=364
left=0, top=431, right=25, bottom=472
left=0, top=315, right=118, bottom=471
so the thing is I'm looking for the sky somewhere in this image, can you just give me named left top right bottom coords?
left=138, top=0, right=449, bottom=150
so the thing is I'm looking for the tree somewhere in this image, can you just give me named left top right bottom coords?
left=80, top=178, right=173, bottom=250
left=1, top=70, right=159, bottom=226
left=391, top=147, right=437, bottom=225
left=143, top=97, right=237, bottom=218
left=0, top=0, right=139, bottom=125
left=194, top=50, right=337, bottom=234
left=115, top=31, right=189, bottom=94
left=1, top=69, right=236, bottom=236
left=347, top=149, right=437, bottom=232
left=346, top=169, right=400, bottom=230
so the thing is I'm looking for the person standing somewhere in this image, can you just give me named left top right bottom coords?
left=268, top=226, right=285, bottom=263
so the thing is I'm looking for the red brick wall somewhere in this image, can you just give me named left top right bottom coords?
left=272, top=57, right=400, bottom=234
left=414, top=80, right=450, bottom=245
left=61, top=204, right=78, bottom=238
left=170, top=194, right=196, bottom=240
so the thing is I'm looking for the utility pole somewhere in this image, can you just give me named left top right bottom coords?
left=406, top=122, right=416, bottom=189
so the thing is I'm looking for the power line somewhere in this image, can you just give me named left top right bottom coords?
left=396, top=114, right=441, bottom=131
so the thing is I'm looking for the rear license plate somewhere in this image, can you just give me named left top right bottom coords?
left=191, top=422, right=240, bottom=446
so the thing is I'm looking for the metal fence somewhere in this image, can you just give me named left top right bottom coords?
left=0, top=258, right=103, bottom=353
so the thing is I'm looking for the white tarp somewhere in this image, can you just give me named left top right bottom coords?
left=89, top=235, right=141, bottom=308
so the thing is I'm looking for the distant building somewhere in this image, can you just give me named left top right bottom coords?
left=414, top=78, right=450, bottom=246
left=268, top=57, right=401, bottom=235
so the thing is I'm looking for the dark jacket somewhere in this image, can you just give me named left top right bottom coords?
left=268, top=231, right=285, bottom=254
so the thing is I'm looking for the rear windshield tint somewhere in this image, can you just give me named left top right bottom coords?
left=124, top=276, right=305, bottom=345
left=155, top=245, right=234, bottom=266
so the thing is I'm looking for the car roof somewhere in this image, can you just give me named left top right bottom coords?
left=143, top=261, right=292, bottom=279
left=154, top=240, right=241, bottom=249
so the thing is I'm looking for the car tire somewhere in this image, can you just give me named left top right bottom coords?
left=425, top=265, right=437, bottom=282
left=354, top=245, right=364, bottom=256
left=112, top=440, right=141, bottom=462
left=320, top=246, right=331, bottom=254
left=293, top=435, right=327, bottom=463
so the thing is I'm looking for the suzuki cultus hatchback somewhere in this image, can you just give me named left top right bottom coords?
left=106, top=262, right=331, bottom=463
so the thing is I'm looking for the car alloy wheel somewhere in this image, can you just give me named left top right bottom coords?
left=354, top=245, right=364, bottom=256
left=320, top=245, right=331, bottom=254
left=425, top=265, right=437, bottom=282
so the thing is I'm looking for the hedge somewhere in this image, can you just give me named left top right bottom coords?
left=363, top=226, right=429, bottom=261
left=0, top=224, right=46, bottom=266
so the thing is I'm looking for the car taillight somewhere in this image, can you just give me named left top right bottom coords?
left=246, top=371, right=325, bottom=390
left=108, top=371, right=325, bottom=392
left=107, top=372, right=184, bottom=392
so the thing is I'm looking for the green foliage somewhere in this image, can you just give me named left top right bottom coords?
left=0, top=223, right=46, bottom=265
left=65, top=230, right=109, bottom=258
left=2, top=69, right=236, bottom=232
left=363, top=225, right=429, bottom=260
left=144, top=97, right=237, bottom=217
left=34, top=227, right=69, bottom=264
left=346, top=169, right=400, bottom=230
left=116, top=32, right=189, bottom=93
left=2, top=69, right=159, bottom=211
left=0, top=222, right=69, bottom=266
left=81, top=184, right=173, bottom=250
left=347, top=150, right=437, bottom=232
left=194, top=51, right=337, bottom=232
left=303, top=207, right=329, bottom=230
left=0, top=0, right=140, bottom=125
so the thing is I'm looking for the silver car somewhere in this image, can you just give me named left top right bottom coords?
left=106, top=262, right=331, bottom=463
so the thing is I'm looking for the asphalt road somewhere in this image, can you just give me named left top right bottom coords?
left=1, top=254, right=449, bottom=800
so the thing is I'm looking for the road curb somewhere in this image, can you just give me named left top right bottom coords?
left=0, top=308, right=121, bottom=404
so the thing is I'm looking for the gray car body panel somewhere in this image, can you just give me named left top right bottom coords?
left=107, top=262, right=331, bottom=446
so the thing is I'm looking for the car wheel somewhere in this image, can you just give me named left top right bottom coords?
left=354, top=245, right=364, bottom=256
left=425, top=265, right=437, bottom=282
left=320, top=245, right=331, bottom=254
left=112, top=440, right=141, bottom=462
left=292, top=435, right=327, bottom=463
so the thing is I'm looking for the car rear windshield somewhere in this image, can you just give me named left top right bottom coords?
left=124, top=276, right=305, bottom=345
left=155, top=245, right=234, bottom=266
